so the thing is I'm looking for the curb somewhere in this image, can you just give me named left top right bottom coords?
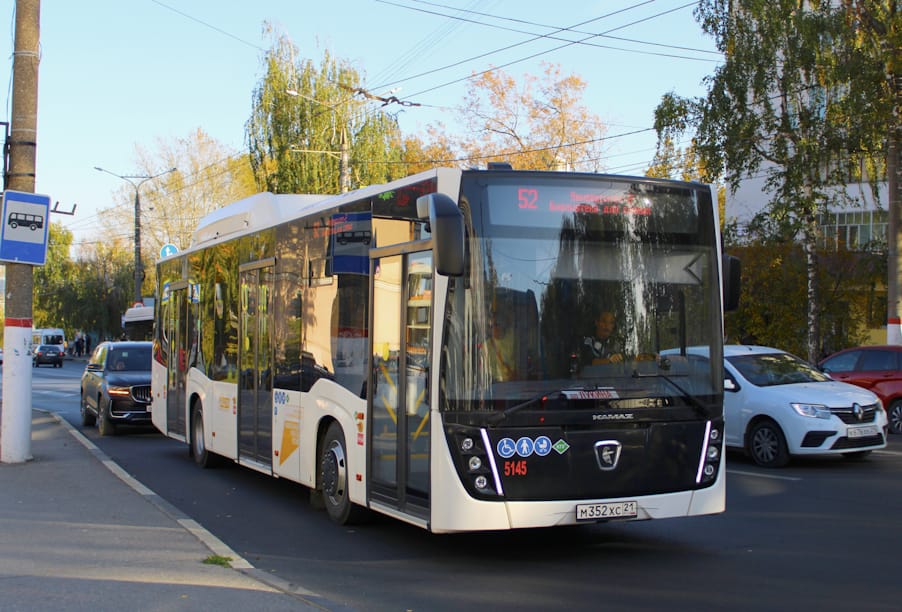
left=45, top=410, right=336, bottom=610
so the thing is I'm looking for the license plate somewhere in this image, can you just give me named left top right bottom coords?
left=847, top=425, right=879, bottom=439
left=576, top=501, right=638, bottom=521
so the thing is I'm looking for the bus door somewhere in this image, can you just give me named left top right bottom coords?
left=164, top=281, right=191, bottom=438
left=237, top=260, right=274, bottom=469
left=369, top=248, right=433, bottom=516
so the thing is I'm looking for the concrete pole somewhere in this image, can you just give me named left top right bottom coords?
left=134, top=187, right=143, bottom=304
left=1, top=0, right=40, bottom=464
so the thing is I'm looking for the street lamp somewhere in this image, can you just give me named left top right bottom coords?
left=94, top=165, right=177, bottom=304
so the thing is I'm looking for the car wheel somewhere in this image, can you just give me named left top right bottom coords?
left=191, top=403, right=220, bottom=468
left=888, top=400, right=902, bottom=435
left=97, top=399, right=117, bottom=436
left=319, top=422, right=367, bottom=525
left=746, top=419, right=790, bottom=468
left=80, top=392, right=96, bottom=427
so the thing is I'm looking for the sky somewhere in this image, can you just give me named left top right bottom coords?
left=1, top=0, right=722, bottom=250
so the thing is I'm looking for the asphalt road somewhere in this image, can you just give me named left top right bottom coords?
left=22, top=363, right=902, bottom=611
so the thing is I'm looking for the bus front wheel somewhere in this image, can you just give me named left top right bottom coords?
left=320, top=422, right=366, bottom=525
left=192, top=404, right=220, bottom=468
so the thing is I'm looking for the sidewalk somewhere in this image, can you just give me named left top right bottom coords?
left=0, top=410, right=330, bottom=611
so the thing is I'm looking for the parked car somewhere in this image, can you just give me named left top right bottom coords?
left=80, top=341, right=153, bottom=436
left=33, top=344, right=63, bottom=368
left=720, top=345, right=889, bottom=467
left=664, top=345, right=888, bottom=468
left=819, top=345, right=902, bottom=435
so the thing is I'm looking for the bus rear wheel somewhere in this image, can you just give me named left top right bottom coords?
left=320, top=422, right=366, bottom=525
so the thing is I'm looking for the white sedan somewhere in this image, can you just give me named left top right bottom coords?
left=720, top=345, right=887, bottom=467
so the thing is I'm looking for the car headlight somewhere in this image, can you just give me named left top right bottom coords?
left=791, top=403, right=832, bottom=419
left=107, top=386, right=131, bottom=397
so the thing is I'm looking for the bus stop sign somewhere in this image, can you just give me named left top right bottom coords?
left=0, top=190, right=51, bottom=266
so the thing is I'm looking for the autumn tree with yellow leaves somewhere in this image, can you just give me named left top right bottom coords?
left=422, top=63, right=608, bottom=172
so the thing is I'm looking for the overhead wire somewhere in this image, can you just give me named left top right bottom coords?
left=401, top=2, right=703, bottom=100
left=370, top=0, right=498, bottom=86
left=370, top=0, right=660, bottom=93
left=403, top=0, right=721, bottom=57
left=69, top=2, right=710, bottom=244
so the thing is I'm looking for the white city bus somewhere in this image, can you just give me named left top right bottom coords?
left=152, top=166, right=739, bottom=533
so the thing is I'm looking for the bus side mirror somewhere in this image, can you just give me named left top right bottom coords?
left=417, top=193, right=464, bottom=277
left=722, top=255, right=741, bottom=312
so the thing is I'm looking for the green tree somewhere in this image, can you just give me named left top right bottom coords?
left=70, top=238, right=135, bottom=341
left=655, top=1, right=875, bottom=361
left=245, top=26, right=405, bottom=195
left=32, top=223, right=133, bottom=344
left=725, top=242, right=879, bottom=357
left=33, top=223, right=77, bottom=335
left=839, top=1, right=901, bottom=343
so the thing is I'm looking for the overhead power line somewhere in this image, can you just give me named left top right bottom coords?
left=375, top=0, right=719, bottom=65
left=377, top=1, right=702, bottom=100
left=371, top=0, right=659, bottom=93
left=403, top=0, right=721, bottom=57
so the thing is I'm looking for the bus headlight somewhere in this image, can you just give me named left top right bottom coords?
left=446, top=426, right=502, bottom=499
left=698, top=422, right=723, bottom=485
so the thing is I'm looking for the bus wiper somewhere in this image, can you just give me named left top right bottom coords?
left=632, top=370, right=709, bottom=418
left=487, top=390, right=567, bottom=425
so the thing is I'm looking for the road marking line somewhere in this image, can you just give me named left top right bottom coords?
left=726, top=468, right=801, bottom=481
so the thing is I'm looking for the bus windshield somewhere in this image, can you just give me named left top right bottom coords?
left=442, top=173, right=723, bottom=414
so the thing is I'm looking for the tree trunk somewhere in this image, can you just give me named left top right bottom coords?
left=804, top=210, right=820, bottom=362
left=887, top=71, right=902, bottom=344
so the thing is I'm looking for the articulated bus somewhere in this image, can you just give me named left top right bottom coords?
left=152, top=166, right=740, bottom=533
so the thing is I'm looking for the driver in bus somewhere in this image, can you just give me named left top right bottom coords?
left=488, top=308, right=519, bottom=381
left=581, top=310, right=625, bottom=366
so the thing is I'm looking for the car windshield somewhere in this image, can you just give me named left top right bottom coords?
left=728, top=352, right=830, bottom=387
left=107, top=346, right=151, bottom=371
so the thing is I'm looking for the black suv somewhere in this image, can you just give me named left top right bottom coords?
left=80, top=341, right=153, bottom=436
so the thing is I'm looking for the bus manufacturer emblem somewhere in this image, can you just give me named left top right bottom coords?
left=594, top=440, right=622, bottom=471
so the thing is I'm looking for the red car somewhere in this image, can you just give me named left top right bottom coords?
left=819, top=345, right=902, bottom=435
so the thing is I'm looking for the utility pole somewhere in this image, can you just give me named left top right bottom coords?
left=94, top=166, right=177, bottom=304
left=1, top=0, right=41, bottom=464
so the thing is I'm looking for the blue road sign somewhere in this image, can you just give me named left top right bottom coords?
left=160, top=243, right=179, bottom=258
left=0, top=190, right=51, bottom=265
